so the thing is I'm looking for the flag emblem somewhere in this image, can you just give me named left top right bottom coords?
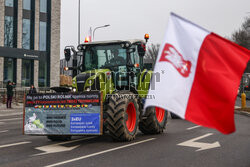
left=159, top=43, right=192, bottom=77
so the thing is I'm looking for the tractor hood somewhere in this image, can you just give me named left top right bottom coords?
left=73, top=69, right=111, bottom=92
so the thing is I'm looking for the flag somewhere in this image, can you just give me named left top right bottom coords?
left=144, top=13, right=250, bottom=134
left=88, top=27, right=92, bottom=42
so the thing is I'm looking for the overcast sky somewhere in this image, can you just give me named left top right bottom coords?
left=60, top=0, right=250, bottom=59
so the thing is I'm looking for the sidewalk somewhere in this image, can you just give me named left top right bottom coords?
left=0, top=102, right=23, bottom=112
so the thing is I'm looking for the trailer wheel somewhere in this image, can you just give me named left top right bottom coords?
left=105, top=91, right=139, bottom=141
left=47, top=135, right=72, bottom=141
left=139, top=107, right=168, bottom=134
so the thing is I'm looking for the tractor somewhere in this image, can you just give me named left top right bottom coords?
left=63, top=35, right=168, bottom=141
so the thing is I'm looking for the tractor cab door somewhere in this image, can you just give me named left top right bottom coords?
left=127, top=45, right=141, bottom=88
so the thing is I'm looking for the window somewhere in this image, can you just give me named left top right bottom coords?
left=39, top=21, right=47, bottom=51
left=4, top=16, right=14, bottom=47
left=38, top=60, right=47, bottom=87
left=4, top=58, right=16, bottom=84
left=23, top=0, right=31, bottom=10
left=22, top=19, right=31, bottom=49
left=40, top=0, right=47, bottom=13
left=22, top=59, right=33, bottom=87
left=5, top=0, right=14, bottom=7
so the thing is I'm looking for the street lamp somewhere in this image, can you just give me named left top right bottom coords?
left=93, top=24, right=110, bottom=41
left=78, top=0, right=81, bottom=45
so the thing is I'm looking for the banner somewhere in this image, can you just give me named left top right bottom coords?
left=24, top=91, right=102, bottom=135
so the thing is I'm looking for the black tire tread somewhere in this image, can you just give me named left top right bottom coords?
left=105, top=91, right=139, bottom=141
left=139, top=107, right=167, bottom=134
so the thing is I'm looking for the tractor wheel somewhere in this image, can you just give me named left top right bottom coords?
left=170, top=112, right=180, bottom=119
left=139, top=107, right=168, bottom=134
left=105, top=91, right=139, bottom=141
left=47, top=135, right=72, bottom=141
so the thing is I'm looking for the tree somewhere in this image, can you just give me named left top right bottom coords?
left=144, top=43, right=160, bottom=68
left=231, top=17, right=250, bottom=72
left=231, top=17, right=250, bottom=49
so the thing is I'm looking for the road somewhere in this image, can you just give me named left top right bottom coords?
left=0, top=102, right=249, bottom=167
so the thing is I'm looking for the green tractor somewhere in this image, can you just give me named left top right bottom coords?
left=64, top=37, right=168, bottom=141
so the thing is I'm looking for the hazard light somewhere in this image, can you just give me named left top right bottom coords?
left=85, top=37, right=90, bottom=43
left=144, top=34, right=149, bottom=42
left=64, top=67, right=69, bottom=71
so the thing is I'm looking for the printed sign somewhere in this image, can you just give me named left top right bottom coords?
left=24, top=91, right=102, bottom=135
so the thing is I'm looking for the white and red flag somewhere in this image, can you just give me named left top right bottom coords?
left=145, top=13, right=250, bottom=134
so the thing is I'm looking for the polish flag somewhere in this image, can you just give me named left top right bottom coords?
left=145, top=13, right=250, bottom=134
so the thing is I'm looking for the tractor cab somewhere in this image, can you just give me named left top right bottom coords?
left=76, top=40, right=146, bottom=90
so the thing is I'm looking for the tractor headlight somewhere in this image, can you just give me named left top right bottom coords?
left=72, top=80, right=76, bottom=85
left=72, top=88, right=77, bottom=92
left=121, top=43, right=125, bottom=48
left=88, top=79, right=93, bottom=85
left=125, top=43, right=130, bottom=47
left=77, top=45, right=82, bottom=50
left=85, top=87, right=91, bottom=91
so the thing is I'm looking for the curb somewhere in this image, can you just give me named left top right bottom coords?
left=235, top=110, right=250, bottom=117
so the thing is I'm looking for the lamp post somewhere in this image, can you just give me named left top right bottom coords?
left=93, top=24, right=110, bottom=41
left=78, top=0, right=81, bottom=45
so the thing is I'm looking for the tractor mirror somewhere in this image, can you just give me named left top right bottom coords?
left=138, top=44, right=146, bottom=57
left=64, top=48, right=71, bottom=62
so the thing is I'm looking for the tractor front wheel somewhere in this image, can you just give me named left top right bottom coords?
left=105, top=91, right=139, bottom=141
left=139, top=107, right=168, bottom=134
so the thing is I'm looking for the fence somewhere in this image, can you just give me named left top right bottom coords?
left=0, top=87, right=53, bottom=104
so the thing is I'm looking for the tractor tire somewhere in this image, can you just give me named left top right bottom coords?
left=170, top=112, right=180, bottom=119
left=139, top=107, right=168, bottom=134
left=105, top=91, right=139, bottom=141
left=47, top=135, right=72, bottom=141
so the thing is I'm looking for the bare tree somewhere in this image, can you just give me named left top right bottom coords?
left=145, top=43, right=160, bottom=68
left=231, top=17, right=250, bottom=72
left=231, top=17, right=250, bottom=49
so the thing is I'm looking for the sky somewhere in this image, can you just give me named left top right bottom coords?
left=60, top=0, right=250, bottom=59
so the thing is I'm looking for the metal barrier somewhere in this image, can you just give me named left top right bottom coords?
left=0, top=87, right=53, bottom=104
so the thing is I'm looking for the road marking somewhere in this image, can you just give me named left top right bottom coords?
left=187, top=125, right=201, bottom=130
left=0, top=141, right=31, bottom=149
left=235, top=106, right=240, bottom=109
left=177, top=133, right=220, bottom=151
left=0, top=118, right=22, bottom=122
left=0, top=112, right=23, bottom=117
left=0, top=130, right=8, bottom=133
left=45, top=138, right=156, bottom=167
left=34, top=137, right=96, bottom=156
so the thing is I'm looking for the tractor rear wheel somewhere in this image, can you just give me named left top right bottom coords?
left=105, top=91, right=139, bottom=141
left=139, top=107, right=168, bottom=134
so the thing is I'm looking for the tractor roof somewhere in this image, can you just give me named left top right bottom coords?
left=82, top=39, right=145, bottom=45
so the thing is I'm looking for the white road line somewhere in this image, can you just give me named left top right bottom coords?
left=0, top=118, right=22, bottom=122
left=33, top=137, right=97, bottom=156
left=187, top=125, right=201, bottom=130
left=0, top=130, right=8, bottom=133
left=0, top=112, right=23, bottom=117
left=0, top=141, right=31, bottom=149
left=45, top=138, right=156, bottom=167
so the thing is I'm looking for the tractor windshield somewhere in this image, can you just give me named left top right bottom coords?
left=83, top=44, right=127, bottom=71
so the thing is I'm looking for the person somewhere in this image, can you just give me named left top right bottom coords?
left=110, top=49, right=126, bottom=65
left=6, top=81, right=15, bottom=109
left=29, top=85, right=37, bottom=94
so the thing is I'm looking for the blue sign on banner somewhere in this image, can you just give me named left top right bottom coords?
left=70, top=113, right=100, bottom=134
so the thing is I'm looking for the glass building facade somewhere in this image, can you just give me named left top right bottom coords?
left=0, top=0, right=61, bottom=88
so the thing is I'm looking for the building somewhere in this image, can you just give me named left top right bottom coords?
left=0, top=0, right=61, bottom=88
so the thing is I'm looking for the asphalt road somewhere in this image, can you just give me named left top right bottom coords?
left=0, top=101, right=249, bottom=167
